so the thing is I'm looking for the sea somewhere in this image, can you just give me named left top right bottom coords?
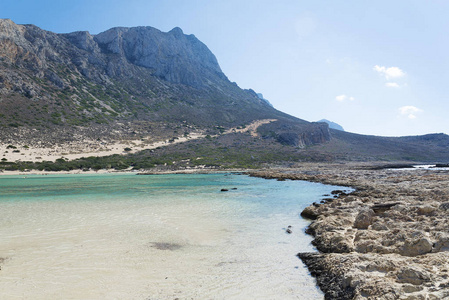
left=0, top=173, right=348, bottom=299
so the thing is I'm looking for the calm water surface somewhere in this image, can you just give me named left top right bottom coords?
left=0, top=173, right=347, bottom=299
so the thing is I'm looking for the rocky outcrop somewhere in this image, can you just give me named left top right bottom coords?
left=353, top=207, right=375, bottom=229
left=93, top=26, right=226, bottom=87
left=298, top=253, right=355, bottom=300
left=277, top=122, right=331, bottom=147
left=318, top=119, right=344, bottom=131
left=0, top=19, right=225, bottom=88
left=257, top=119, right=331, bottom=148
left=250, top=166, right=449, bottom=299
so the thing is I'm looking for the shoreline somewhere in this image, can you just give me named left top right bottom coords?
left=0, top=168, right=250, bottom=176
left=3, top=163, right=449, bottom=298
left=249, top=163, right=449, bottom=299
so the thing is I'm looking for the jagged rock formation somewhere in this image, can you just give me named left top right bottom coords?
left=318, top=119, right=344, bottom=131
left=256, top=93, right=273, bottom=107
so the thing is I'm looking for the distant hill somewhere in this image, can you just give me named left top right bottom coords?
left=0, top=18, right=448, bottom=166
left=318, top=119, right=344, bottom=131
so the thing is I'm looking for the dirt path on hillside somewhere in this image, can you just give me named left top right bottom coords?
left=0, top=119, right=277, bottom=162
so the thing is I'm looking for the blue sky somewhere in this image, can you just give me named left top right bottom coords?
left=2, top=0, right=448, bottom=136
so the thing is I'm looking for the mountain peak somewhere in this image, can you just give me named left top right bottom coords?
left=318, top=119, right=344, bottom=131
left=92, top=25, right=224, bottom=86
left=169, top=27, right=184, bottom=36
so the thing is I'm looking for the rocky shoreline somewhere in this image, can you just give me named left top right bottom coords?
left=249, top=163, right=449, bottom=300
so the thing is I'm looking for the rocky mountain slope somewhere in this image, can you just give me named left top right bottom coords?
left=318, top=119, right=344, bottom=131
left=0, top=19, right=322, bottom=145
left=0, top=19, right=448, bottom=164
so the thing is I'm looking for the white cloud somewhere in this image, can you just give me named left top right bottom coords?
left=399, top=106, right=423, bottom=119
left=374, top=65, right=406, bottom=80
left=335, top=95, right=355, bottom=102
left=336, top=95, right=347, bottom=101
left=386, top=82, right=400, bottom=88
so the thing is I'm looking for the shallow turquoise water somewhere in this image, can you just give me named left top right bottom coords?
left=0, top=173, right=348, bottom=299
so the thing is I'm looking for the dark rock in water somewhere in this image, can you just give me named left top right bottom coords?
left=301, top=205, right=319, bottom=220
left=220, top=188, right=229, bottom=192
left=151, top=242, right=182, bottom=251
left=370, top=164, right=414, bottom=170
left=435, top=164, right=449, bottom=168
left=331, top=190, right=348, bottom=196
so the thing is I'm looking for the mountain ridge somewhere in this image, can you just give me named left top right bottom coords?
left=0, top=19, right=448, bottom=166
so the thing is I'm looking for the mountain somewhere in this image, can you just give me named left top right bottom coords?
left=0, top=19, right=448, bottom=166
left=256, top=93, right=273, bottom=107
left=0, top=19, right=325, bottom=147
left=318, top=119, right=344, bottom=131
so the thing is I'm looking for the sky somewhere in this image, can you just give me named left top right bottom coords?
left=1, top=0, right=448, bottom=136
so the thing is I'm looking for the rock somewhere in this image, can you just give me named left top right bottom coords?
left=300, top=205, right=319, bottom=220
left=397, top=266, right=431, bottom=285
left=399, top=237, right=433, bottom=256
left=435, top=164, right=449, bottom=168
left=439, top=202, right=449, bottom=210
left=402, top=284, right=423, bottom=293
left=274, top=122, right=331, bottom=147
left=297, top=253, right=355, bottom=300
left=432, top=235, right=449, bottom=252
left=353, top=207, right=375, bottom=229
left=417, top=205, right=436, bottom=216
left=371, top=202, right=401, bottom=214
left=331, top=190, right=348, bottom=196
left=94, top=26, right=225, bottom=88
left=371, top=221, right=389, bottom=231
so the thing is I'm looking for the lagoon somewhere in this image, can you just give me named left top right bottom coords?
left=0, top=173, right=345, bottom=299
